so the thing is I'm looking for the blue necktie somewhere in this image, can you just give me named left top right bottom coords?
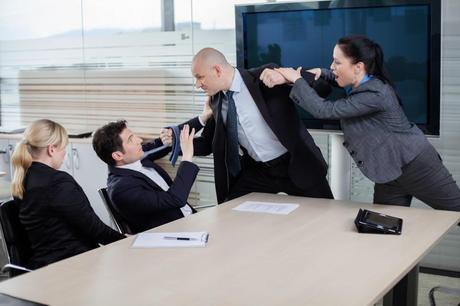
left=225, top=91, right=241, bottom=177
left=142, top=125, right=181, bottom=167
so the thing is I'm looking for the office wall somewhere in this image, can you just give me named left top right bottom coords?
left=0, top=0, right=272, bottom=208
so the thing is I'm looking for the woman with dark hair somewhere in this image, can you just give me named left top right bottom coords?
left=260, top=35, right=460, bottom=210
left=11, top=119, right=125, bottom=268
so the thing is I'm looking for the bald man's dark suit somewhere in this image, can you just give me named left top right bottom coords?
left=193, top=64, right=333, bottom=203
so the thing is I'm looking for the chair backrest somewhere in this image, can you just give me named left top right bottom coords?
left=0, top=199, right=32, bottom=276
left=98, top=188, right=134, bottom=235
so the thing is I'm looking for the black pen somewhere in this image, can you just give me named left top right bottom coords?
left=163, top=236, right=198, bottom=241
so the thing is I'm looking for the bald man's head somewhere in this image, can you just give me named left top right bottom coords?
left=192, top=48, right=228, bottom=67
left=191, top=48, right=234, bottom=96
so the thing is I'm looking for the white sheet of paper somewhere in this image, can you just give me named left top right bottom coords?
left=233, top=201, right=299, bottom=215
left=132, top=232, right=209, bottom=248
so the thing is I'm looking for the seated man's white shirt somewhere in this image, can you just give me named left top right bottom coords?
left=117, top=160, right=192, bottom=216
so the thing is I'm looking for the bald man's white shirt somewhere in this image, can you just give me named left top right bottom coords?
left=220, top=69, right=287, bottom=162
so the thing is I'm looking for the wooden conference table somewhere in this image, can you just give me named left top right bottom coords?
left=0, top=193, right=458, bottom=306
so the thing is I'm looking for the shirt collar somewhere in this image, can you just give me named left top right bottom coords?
left=225, top=68, right=242, bottom=94
left=345, top=74, right=373, bottom=95
left=117, top=160, right=143, bottom=171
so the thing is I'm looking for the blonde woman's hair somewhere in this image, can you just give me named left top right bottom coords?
left=11, top=119, right=68, bottom=199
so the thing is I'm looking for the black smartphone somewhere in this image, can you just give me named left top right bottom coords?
left=355, top=209, right=403, bottom=235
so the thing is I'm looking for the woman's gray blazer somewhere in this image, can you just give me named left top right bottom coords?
left=289, top=69, right=429, bottom=183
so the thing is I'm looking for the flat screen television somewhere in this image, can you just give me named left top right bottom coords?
left=235, top=0, right=441, bottom=135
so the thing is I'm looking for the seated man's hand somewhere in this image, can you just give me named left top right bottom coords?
left=199, top=96, right=213, bottom=125
left=260, top=68, right=288, bottom=88
left=160, top=128, right=173, bottom=146
left=180, top=124, right=195, bottom=162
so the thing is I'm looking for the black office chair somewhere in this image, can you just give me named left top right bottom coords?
left=98, top=188, right=134, bottom=235
left=428, top=223, right=460, bottom=306
left=0, top=199, right=32, bottom=277
left=429, top=286, right=460, bottom=306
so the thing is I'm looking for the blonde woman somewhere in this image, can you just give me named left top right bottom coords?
left=11, top=119, right=124, bottom=269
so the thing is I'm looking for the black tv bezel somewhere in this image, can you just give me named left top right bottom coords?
left=235, top=0, right=441, bottom=136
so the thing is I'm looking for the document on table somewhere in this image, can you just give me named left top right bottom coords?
left=233, top=201, right=299, bottom=215
left=132, top=232, right=209, bottom=248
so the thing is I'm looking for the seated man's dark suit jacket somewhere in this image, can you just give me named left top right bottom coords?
left=193, top=64, right=332, bottom=203
left=107, top=117, right=203, bottom=233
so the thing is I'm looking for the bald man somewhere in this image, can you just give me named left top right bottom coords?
left=165, top=48, right=334, bottom=203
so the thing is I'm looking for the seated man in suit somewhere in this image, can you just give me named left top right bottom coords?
left=92, top=110, right=211, bottom=233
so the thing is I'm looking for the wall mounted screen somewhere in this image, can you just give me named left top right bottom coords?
left=236, top=0, right=441, bottom=135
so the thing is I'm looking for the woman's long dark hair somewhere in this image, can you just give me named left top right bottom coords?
left=337, top=35, right=401, bottom=103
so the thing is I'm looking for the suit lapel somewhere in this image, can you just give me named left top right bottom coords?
left=109, top=162, right=168, bottom=190
left=237, top=68, right=274, bottom=127
left=210, top=92, right=224, bottom=125
left=141, top=159, right=173, bottom=186
left=140, top=160, right=195, bottom=212
left=211, top=92, right=227, bottom=137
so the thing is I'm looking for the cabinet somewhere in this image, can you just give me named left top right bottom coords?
left=60, top=141, right=114, bottom=228
left=0, top=139, right=16, bottom=200
left=0, top=139, right=15, bottom=179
